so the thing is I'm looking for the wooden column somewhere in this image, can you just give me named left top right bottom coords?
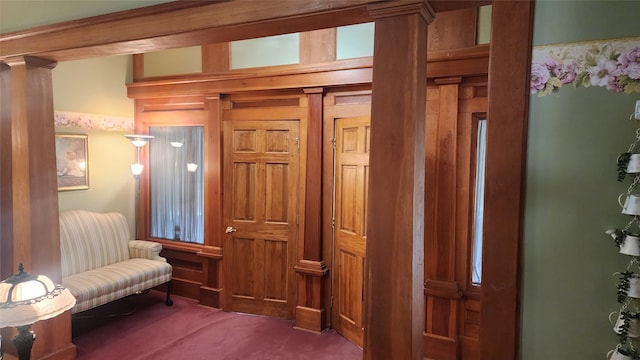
left=0, top=63, right=12, bottom=279
left=294, top=87, right=328, bottom=332
left=424, top=77, right=462, bottom=360
left=198, top=94, right=224, bottom=308
left=364, top=2, right=432, bottom=359
left=0, top=56, right=75, bottom=360
left=481, top=1, right=534, bottom=359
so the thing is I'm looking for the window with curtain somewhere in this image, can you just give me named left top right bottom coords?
left=149, top=126, right=204, bottom=244
left=471, top=119, right=487, bottom=285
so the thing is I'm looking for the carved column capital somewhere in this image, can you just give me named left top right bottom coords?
left=368, top=0, right=435, bottom=24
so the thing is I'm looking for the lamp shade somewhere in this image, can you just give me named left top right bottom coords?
left=131, top=163, right=144, bottom=176
left=0, top=264, right=76, bottom=328
left=124, top=134, right=154, bottom=148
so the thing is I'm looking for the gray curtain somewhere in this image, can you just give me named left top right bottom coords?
left=149, top=126, right=204, bottom=244
left=472, top=119, right=487, bottom=285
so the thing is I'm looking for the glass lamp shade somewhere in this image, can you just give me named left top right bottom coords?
left=131, top=163, right=144, bottom=176
left=186, top=163, right=198, bottom=172
left=124, top=134, right=154, bottom=148
left=0, top=264, right=76, bottom=328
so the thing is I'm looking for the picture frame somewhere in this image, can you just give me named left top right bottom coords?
left=55, top=134, right=89, bottom=191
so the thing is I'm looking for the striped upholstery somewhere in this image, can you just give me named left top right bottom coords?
left=59, top=210, right=172, bottom=313
left=129, top=240, right=166, bottom=262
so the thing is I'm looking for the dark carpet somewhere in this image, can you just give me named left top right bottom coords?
left=72, top=290, right=362, bottom=360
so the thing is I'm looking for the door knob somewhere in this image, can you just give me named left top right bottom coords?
left=225, top=226, right=237, bottom=234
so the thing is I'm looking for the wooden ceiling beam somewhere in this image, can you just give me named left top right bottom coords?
left=0, top=0, right=376, bottom=62
left=0, top=0, right=490, bottom=62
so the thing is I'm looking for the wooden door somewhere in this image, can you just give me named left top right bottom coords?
left=332, top=115, right=370, bottom=347
left=223, top=119, right=299, bottom=318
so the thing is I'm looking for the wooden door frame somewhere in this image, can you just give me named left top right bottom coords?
left=0, top=1, right=533, bottom=358
left=322, top=88, right=373, bottom=333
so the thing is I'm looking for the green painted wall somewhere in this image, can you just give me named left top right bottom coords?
left=52, top=57, right=137, bottom=236
left=477, top=5, right=491, bottom=45
left=54, top=56, right=133, bottom=117
left=55, top=127, right=136, bottom=237
left=144, top=46, right=202, bottom=77
left=522, top=1, right=640, bottom=358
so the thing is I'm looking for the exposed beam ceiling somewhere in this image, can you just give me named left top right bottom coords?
left=0, top=0, right=490, bottom=62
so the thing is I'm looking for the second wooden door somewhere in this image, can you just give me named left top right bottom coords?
left=332, top=115, right=370, bottom=347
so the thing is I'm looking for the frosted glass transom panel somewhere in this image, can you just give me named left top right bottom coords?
left=231, top=33, right=299, bottom=69
left=336, top=22, right=374, bottom=59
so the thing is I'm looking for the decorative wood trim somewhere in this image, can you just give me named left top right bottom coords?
left=425, top=280, right=463, bottom=299
left=132, top=53, right=144, bottom=81
left=368, top=1, right=435, bottom=23
left=197, top=246, right=223, bottom=260
left=301, top=87, right=324, bottom=262
left=202, top=43, right=230, bottom=74
left=427, top=8, right=478, bottom=52
left=200, top=285, right=222, bottom=308
left=204, top=94, right=223, bottom=250
left=154, top=238, right=204, bottom=253
left=294, top=260, right=328, bottom=277
left=434, top=76, right=462, bottom=85
left=127, top=45, right=490, bottom=99
left=295, top=306, right=326, bottom=333
left=128, top=61, right=373, bottom=99
left=300, top=29, right=336, bottom=64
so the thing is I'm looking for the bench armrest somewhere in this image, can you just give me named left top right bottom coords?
left=128, top=240, right=167, bottom=262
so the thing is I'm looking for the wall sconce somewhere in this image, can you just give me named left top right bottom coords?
left=186, top=163, right=198, bottom=172
left=125, top=134, right=154, bottom=176
left=0, top=264, right=76, bottom=360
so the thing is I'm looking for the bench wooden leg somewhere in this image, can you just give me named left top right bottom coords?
left=165, top=280, right=174, bottom=306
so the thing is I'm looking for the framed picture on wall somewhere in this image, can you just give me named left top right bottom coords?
left=55, top=134, right=89, bottom=191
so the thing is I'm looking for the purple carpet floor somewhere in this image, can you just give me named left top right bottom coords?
left=72, top=291, right=362, bottom=360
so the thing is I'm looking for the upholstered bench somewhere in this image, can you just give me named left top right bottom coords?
left=59, top=209, right=173, bottom=313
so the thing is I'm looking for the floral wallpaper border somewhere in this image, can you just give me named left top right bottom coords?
left=54, top=110, right=133, bottom=131
left=531, top=37, right=640, bottom=97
